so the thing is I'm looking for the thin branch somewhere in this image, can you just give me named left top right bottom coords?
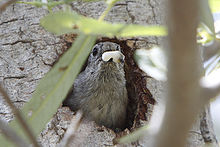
left=98, top=3, right=113, bottom=21
left=0, top=84, right=40, bottom=147
left=58, top=111, right=83, bottom=147
left=98, top=0, right=118, bottom=21
left=201, top=40, right=220, bottom=62
left=0, top=119, right=29, bottom=147
left=201, top=82, right=220, bottom=102
left=0, top=0, right=17, bottom=13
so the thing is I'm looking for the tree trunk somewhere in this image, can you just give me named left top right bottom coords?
left=0, top=0, right=218, bottom=146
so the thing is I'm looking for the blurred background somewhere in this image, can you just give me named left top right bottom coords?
left=210, top=12, right=220, bottom=142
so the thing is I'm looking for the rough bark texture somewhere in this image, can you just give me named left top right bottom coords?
left=0, top=4, right=64, bottom=121
left=0, top=0, right=218, bottom=147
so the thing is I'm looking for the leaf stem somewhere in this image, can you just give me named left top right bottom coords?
left=0, top=119, right=29, bottom=147
left=98, top=3, right=113, bottom=21
left=98, top=0, right=119, bottom=21
left=0, top=84, right=40, bottom=147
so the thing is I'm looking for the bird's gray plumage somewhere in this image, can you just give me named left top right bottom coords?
left=63, top=42, right=128, bottom=129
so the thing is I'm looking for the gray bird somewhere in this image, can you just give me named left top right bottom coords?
left=63, top=42, right=128, bottom=130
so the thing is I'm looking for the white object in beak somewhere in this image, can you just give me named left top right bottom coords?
left=102, top=51, right=125, bottom=63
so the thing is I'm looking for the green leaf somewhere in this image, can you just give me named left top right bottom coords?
left=40, top=11, right=167, bottom=37
left=17, top=1, right=46, bottom=7
left=197, top=25, right=215, bottom=44
left=0, top=34, right=96, bottom=146
left=17, top=0, right=98, bottom=9
left=135, top=47, right=167, bottom=81
left=200, top=0, right=215, bottom=34
left=209, top=0, right=220, bottom=13
left=40, top=11, right=80, bottom=35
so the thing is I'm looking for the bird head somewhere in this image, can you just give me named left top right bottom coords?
left=87, top=42, right=125, bottom=71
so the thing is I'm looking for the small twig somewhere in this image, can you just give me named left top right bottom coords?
left=98, top=3, right=113, bottom=21
left=201, top=40, right=220, bottom=62
left=58, top=111, right=83, bottom=147
left=0, top=84, right=40, bottom=147
left=0, top=0, right=17, bottom=13
left=201, top=82, right=220, bottom=102
left=0, top=119, right=29, bottom=147
left=116, top=125, right=149, bottom=144
left=98, top=0, right=119, bottom=21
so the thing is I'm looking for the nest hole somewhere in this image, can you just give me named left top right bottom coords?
left=61, top=35, right=155, bottom=131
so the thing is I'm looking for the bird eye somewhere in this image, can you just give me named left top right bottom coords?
left=92, top=47, right=98, bottom=56
left=116, top=45, right=120, bottom=51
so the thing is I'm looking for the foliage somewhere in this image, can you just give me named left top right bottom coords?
left=209, top=0, right=220, bottom=13
left=40, top=11, right=167, bottom=37
left=135, top=0, right=220, bottom=81
left=200, top=0, right=215, bottom=35
left=17, top=0, right=99, bottom=11
left=0, top=0, right=166, bottom=145
left=0, top=34, right=96, bottom=145
left=124, top=0, right=220, bottom=143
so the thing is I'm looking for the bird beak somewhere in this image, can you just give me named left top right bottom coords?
left=102, top=51, right=125, bottom=63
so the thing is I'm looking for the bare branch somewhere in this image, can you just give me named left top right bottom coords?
left=201, top=40, right=220, bottom=62
left=0, top=0, right=17, bottom=13
left=0, top=119, right=29, bottom=147
left=58, top=111, right=83, bottom=147
left=201, top=82, right=220, bottom=102
left=155, top=0, right=201, bottom=147
left=0, top=84, right=40, bottom=147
